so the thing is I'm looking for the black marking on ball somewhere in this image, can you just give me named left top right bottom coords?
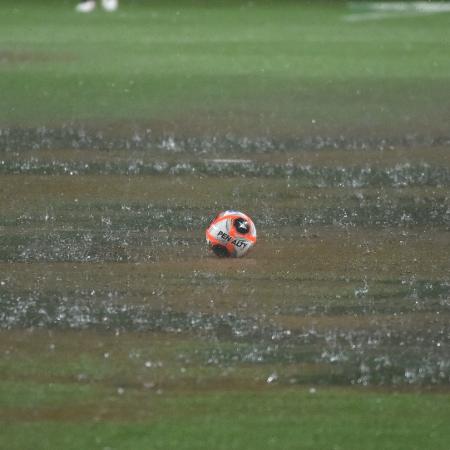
left=233, top=217, right=250, bottom=234
left=211, top=244, right=230, bottom=257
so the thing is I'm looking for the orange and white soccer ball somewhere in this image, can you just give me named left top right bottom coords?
left=205, top=210, right=257, bottom=257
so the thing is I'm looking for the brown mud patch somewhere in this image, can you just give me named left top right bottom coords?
left=0, top=50, right=75, bottom=65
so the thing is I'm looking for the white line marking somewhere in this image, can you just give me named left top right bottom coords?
left=345, top=2, right=450, bottom=22
left=206, top=159, right=253, bottom=164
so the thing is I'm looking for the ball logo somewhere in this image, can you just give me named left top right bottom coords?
left=234, top=217, right=250, bottom=234
left=206, top=210, right=257, bottom=258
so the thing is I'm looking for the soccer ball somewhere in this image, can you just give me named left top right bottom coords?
left=205, top=210, right=257, bottom=257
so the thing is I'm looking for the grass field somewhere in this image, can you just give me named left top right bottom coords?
left=1, top=1, right=450, bottom=449
left=1, top=0, right=450, bottom=138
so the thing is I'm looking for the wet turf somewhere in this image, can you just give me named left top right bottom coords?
left=1, top=1, right=450, bottom=449
left=2, top=387, right=449, bottom=450
left=1, top=144, right=449, bottom=389
left=1, top=138, right=450, bottom=449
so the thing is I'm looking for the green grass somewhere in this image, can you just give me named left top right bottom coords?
left=2, top=327, right=450, bottom=446
left=1, top=0, right=449, bottom=137
left=1, top=387, right=450, bottom=450
left=0, top=381, right=100, bottom=409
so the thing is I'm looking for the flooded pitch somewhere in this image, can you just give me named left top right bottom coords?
left=1, top=130, right=448, bottom=390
